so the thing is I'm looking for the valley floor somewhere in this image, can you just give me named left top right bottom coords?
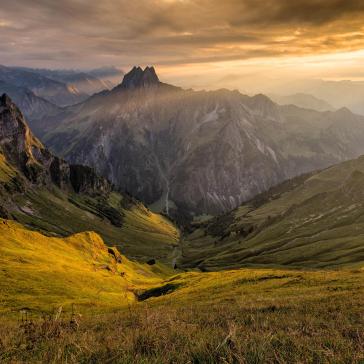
left=1, top=266, right=363, bottom=363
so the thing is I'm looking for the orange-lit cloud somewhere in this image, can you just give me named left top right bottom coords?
left=1, top=0, right=364, bottom=86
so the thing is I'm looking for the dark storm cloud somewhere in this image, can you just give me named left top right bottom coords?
left=0, top=0, right=364, bottom=68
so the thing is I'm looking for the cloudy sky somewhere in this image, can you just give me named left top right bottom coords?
left=1, top=0, right=364, bottom=88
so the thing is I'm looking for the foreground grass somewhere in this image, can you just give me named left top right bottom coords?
left=0, top=219, right=172, bottom=315
left=0, top=219, right=363, bottom=362
left=1, top=267, right=363, bottom=363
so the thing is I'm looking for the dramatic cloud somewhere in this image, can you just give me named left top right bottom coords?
left=1, top=0, right=364, bottom=85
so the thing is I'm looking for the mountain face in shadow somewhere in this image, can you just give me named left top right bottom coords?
left=42, top=67, right=364, bottom=218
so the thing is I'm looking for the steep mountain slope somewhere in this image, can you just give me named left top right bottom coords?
left=0, top=65, right=86, bottom=106
left=180, top=155, right=364, bottom=270
left=44, top=66, right=364, bottom=218
left=0, top=93, right=179, bottom=262
left=0, top=219, right=171, bottom=314
left=270, top=93, right=335, bottom=112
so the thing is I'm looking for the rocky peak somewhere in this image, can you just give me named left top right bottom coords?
left=0, top=93, right=32, bottom=133
left=0, top=93, right=44, bottom=178
left=119, top=66, right=160, bottom=89
left=0, top=94, right=111, bottom=194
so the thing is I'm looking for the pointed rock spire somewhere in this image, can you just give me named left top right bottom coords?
left=119, top=66, right=160, bottom=89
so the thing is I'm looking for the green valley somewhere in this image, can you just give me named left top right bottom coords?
left=180, top=155, right=364, bottom=271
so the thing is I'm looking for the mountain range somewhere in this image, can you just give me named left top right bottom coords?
left=269, top=93, right=335, bottom=112
left=37, top=66, right=364, bottom=220
left=0, top=65, right=125, bottom=137
left=0, top=80, right=60, bottom=126
left=2, top=65, right=364, bottom=269
left=0, top=65, right=86, bottom=106
left=13, top=66, right=124, bottom=96
left=293, top=79, right=364, bottom=116
left=208, top=75, right=364, bottom=116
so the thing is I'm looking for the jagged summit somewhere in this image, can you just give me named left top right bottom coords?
left=119, top=66, right=160, bottom=89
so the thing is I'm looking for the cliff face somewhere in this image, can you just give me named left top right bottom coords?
left=0, top=93, right=110, bottom=195
left=44, top=67, right=364, bottom=216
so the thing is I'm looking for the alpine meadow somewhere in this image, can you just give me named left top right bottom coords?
left=0, top=1, right=363, bottom=363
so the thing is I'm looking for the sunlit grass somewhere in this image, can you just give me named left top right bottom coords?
left=0, top=219, right=363, bottom=362
left=0, top=219, right=168, bottom=315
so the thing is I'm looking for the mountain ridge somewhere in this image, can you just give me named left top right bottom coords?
left=0, top=65, right=87, bottom=106
left=42, top=66, right=364, bottom=219
left=0, top=80, right=60, bottom=124
left=270, top=92, right=335, bottom=112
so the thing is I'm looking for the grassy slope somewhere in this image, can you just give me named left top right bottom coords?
left=0, top=149, right=179, bottom=262
left=0, top=219, right=363, bottom=362
left=10, top=188, right=179, bottom=262
left=0, top=219, right=173, bottom=314
left=181, top=156, right=364, bottom=270
left=1, top=257, right=363, bottom=362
